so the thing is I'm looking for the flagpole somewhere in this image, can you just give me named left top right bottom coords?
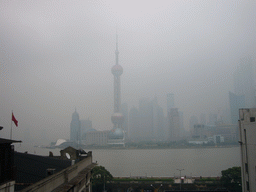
left=10, top=110, right=13, bottom=140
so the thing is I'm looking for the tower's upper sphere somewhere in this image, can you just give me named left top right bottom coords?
left=111, top=64, right=123, bottom=76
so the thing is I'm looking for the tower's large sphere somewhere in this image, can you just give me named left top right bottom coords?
left=111, top=113, right=124, bottom=124
left=111, top=64, right=123, bottom=76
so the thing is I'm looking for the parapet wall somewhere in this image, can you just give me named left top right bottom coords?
left=21, top=153, right=93, bottom=192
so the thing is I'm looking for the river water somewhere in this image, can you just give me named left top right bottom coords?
left=14, top=143, right=241, bottom=177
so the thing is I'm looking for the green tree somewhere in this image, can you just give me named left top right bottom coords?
left=92, top=166, right=113, bottom=192
left=221, top=166, right=242, bottom=192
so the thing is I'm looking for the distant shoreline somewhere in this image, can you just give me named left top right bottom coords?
left=81, top=144, right=239, bottom=150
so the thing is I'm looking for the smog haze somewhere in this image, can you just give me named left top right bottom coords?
left=0, top=0, right=255, bottom=144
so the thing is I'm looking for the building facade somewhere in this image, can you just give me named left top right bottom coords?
left=121, top=103, right=129, bottom=137
left=239, top=108, right=256, bottom=192
left=168, top=108, right=180, bottom=141
left=20, top=149, right=96, bottom=192
left=0, top=138, right=21, bottom=192
left=128, top=107, right=140, bottom=141
left=84, top=130, right=109, bottom=146
left=81, top=118, right=92, bottom=140
left=167, top=93, right=175, bottom=113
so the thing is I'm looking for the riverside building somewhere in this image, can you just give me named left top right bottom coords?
left=239, top=108, right=256, bottom=192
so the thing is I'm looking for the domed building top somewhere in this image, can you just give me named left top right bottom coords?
left=108, top=128, right=124, bottom=139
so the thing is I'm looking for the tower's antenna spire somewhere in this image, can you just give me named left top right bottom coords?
left=115, top=27, right=119, bottom=65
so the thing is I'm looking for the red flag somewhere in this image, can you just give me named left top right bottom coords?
left=12, top=113, right=18, bottom=127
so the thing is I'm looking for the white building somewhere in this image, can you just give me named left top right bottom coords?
left=239, top=108, right=256, bottom=192
left=84, top=130, right=109, bottom=146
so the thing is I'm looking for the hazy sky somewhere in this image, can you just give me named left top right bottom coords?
left=1, top=0, right=255, bottom=144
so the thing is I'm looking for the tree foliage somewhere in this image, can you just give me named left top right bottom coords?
left=92, top=165, right=113, bottom=191
left=221, top=166, right=241, bottom=192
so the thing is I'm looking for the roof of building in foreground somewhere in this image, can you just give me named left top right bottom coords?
left=0, top=137, right=22, bottom=144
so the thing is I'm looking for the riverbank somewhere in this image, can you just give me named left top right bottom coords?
left=81, top=143, right=239, bottom=150
left=106, top=176, right=227, bottom=192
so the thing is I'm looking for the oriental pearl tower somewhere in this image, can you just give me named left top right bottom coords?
left=109, top=34, right=124, bottom=142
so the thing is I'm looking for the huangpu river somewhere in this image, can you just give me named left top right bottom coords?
left=14, top=143, right=240, bottom=177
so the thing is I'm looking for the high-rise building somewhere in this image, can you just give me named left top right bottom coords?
left=179, top=111, right=184, bottom=138
left=189, top=115, right=198, bottom=131
left=156, top=105, right=165, bottom=141
left=152, top=97, right=165, bottom=141
left=168, top=108, right=180, bottom=141
left=167, top=93, right=175, bottom=113
left=138, top=98, right=153, bottom=141
left=239, top=108, right=256, bottom=192
left=229, top=91, right=245, bottom=124
left=189, top=115, right=198, bottom=137
left=129, top=97, right=165, bottom=142
left=121, top=103, right=129, bottom=137
left=129, top=107, right=140, bottom=141
left=234, top=57, right=255, bottom=108
left=200, top=113, right=207, bottom=125
left=108, top=34, right=125, bottom=145
left=166, top=94, right=184, bottom=140
left=229, top=57, right=255, bottom=125
left=208, top=113, right=217, bottom=126
left=70, top=109, right=81, bottom=144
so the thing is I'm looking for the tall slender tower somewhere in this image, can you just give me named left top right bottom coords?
left=111, top=34, right=124, bottom=131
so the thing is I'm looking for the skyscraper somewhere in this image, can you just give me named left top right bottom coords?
left=108, top=34, right=125, bottom=145
left=152, top=97, right=165, bottom=141
left=129, top=107, right=140, bottom=141
left=168, top=108, right=180, bottom=141
left=70, top=109, right=81, bottom=144
left=189, top=115, right=198, bottom=136
left=121, top=103, right=129, bottom=137
left=229, top=91, right=245, bottom=124
left=129, top=97, right=165, bottom=142
left=139, top=98, right=153, bottom=141
left=167, top=93, right=175, bottom=113
left=229, top=56, right=255, bottom=124
left=234, top=56, right=255, bottom=108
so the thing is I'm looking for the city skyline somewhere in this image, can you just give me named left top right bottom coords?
left=0, top=0, right=255, bottom=144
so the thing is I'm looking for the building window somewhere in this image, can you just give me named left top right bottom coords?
left=46, top=168, right=55, bottom=176
left=246, top=181, right=249, bottom=191
left=250, top=117, right=255, bottom=122
left=245, top=163, right=248, bottom=173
